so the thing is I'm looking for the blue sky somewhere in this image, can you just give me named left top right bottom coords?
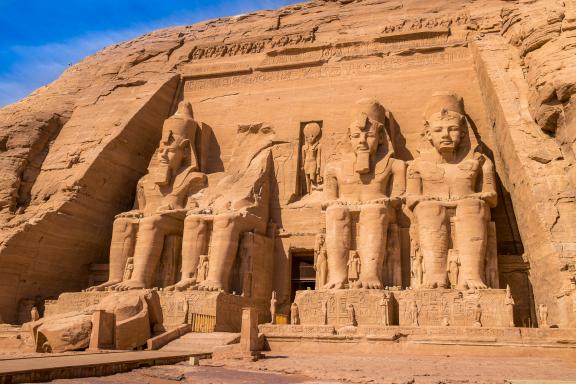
left=0, top=0, right=300, bottom=107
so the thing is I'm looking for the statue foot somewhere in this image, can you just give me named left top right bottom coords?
left=84, top=280, right=121, bottom=292
left=112, top=280, right=147, bottom=291
left=356, top=278, right=383, bottom=290
left=465, top=279, right=488, bottom=290
left=197, top=280, right=224, bottom=291
left=165, top=278, right=198, bottom=292
left=322, top=279, right=346, bottom=289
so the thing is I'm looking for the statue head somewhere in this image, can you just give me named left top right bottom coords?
left=153, top=101, right=197, bottom=186
left=424, top=92, right=466, bottom=157
left=303, top=122, right=321, bottom=145
left=348, top=98, right=387, bottom=174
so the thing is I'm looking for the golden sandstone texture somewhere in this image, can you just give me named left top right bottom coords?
left=0, top=0, right=575, bottom=337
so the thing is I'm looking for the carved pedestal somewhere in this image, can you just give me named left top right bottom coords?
left=294, top=289, right=394, bottom=327
left=395, top=289, right=512, bottom=327
left=294, top=288, right=513, bottom=328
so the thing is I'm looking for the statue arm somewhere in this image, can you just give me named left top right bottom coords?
left=117, top=177, right=146, bottom=218
left=323, top=164, right=338, bottom=202
left=405, top=162, right=423, bottom=209
left=480, top=157, right=498, bottom=208
left=317, top=145, right=323, bottom=182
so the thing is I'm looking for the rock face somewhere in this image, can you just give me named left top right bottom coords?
left=0, top=0, right=575, bottom=329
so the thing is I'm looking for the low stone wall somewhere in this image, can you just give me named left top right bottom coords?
left=44, top=290, right=267, bottom=333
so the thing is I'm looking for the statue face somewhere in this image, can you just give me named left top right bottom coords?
left=349, top=115, right=380, bottom=157
left=158, top=132, right=187, bottom=170
left=426, top=114, right=464, bottom=154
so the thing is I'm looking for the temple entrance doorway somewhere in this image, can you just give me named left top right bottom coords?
left=290, top=251, right=315, bottom=302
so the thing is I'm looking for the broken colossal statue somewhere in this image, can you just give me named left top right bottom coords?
left=26, top=290, right=162, bottom=353
left=87, top=102, right=207, bottom=291
left=322, top=99, right=406, bottom=289
left=406, top=92, right=497, bottom=290
left=167, top=123, right=274, bottom=292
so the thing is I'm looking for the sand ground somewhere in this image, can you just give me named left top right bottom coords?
left=48, top=351, right=576, bottom=384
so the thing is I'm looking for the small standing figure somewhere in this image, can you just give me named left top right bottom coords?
left=409, top=301, right=419, bottom=326
left=30, top=306, right=40, bottom=322
left=322, top=300, right=328, bottom=325
left=441, top=301, right=450, bottom=326
left=291, top=302, right=300, bottom=325
left=446, top=250, right=460, bottom=288
left=379, top=293, right=390, bottom=326
left=348, top=251, right=361, bottom=287
left=314, top=232, right=328, bottom=289
left=197, top=255, right=209, bottom=283
left=410, top=250, right=424, bottom=288
left=122, top=257, right=134, bottom=282
left=301, top=122, right=323, bottom=194
left=473, top=303, right=482, bottom=327
left=346, top=304, right=356, bottom=326
left=270, top=291, right=278, bottom=325
left=538, top=304, right=549, bottom=328
left=505, top=285, right=515, bottom=327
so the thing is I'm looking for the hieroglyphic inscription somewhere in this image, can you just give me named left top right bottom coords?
left=295, top=290, right=394, bottom=327
left=160, top=292, right=189, bottom=328
left=184, top=49, right=470, bottom=93
left=396, top=289, right=511, bottom=327
left=44, top=292, right=109, bottom=317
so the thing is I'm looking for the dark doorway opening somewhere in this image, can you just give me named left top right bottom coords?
left=291, top=251, right=315, bottom=302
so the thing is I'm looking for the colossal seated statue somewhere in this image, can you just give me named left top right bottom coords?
left=322, top=99, right=406, bottom=289
left=406, top=92, right=497, bottom=290
left=167, top=123, right=275, bottom=292
left=87, top=102, right=207, bottom=291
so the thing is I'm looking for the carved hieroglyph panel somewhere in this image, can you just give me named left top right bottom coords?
left=295, top=289, right=393, bottom=327
left=395, top=289, right=511, bottom=327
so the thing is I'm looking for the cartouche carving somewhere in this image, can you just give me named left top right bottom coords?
left=87, top=102, right=207, bottom=291
left=322, top=99, right=406, bottom=289
left=406, top=92, right=497, bottom=290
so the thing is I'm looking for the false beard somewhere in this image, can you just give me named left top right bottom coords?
left=354, top=151, right=370, bottom=174
left=152, top=165, right=171, bottom=186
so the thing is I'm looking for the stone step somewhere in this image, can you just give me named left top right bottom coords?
left=160, top=332, right=240, bottom=353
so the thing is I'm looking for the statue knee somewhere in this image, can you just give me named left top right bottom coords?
left=456, top=199, right=489, bottom=219
left=360, top=204, right=389, bottom=222
left=326, top=206, right=350, bottom=223
left=113, top=217, right=135, bottom=233
left=139, top=216, right=164, bottom=231
left=213, top=212, right=240, bottom=231
left=414, top=201, right=446, bottom=224
left=184, top=214, right=209, bottom=231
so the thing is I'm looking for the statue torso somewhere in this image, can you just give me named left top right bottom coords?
left=332, top=154, right=394, bottom=202
left=415, top=157, right=481, bottom=200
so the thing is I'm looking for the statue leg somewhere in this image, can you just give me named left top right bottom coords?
left=324, top=205, right=351, bottom=289
left=414, top=201, right=449, bottom=289
left=166, top=214, right=211, bottom=291
left=86, top=217, right=137, bottom=291
left=115, top=215, right=182, bottom=290
left=455, top=199, right=489, bottom=289
left=198, top=213, right=262, bottom=292
left=357, top=204, right=389, bottom=289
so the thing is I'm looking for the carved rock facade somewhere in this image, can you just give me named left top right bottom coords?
left=0, top=0, right=575, bottom=335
